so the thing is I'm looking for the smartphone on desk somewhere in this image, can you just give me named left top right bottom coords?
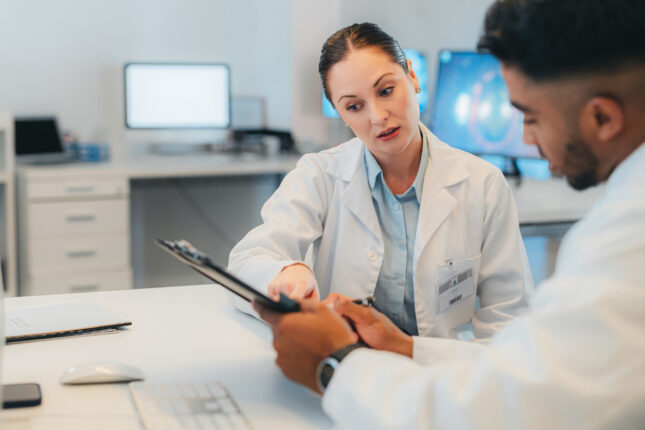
left=3, top=383, right=42, bottom=408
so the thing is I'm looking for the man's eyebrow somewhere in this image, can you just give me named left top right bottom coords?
left=511, top=101, right=534, bottom=114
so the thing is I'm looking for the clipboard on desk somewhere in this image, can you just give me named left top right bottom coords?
left=6, top=301, right=132, bottom=344
left=156, top=238, right=300, bottom=313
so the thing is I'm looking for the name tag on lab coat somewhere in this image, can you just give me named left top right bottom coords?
left=436, top=260, right=476, bottom=314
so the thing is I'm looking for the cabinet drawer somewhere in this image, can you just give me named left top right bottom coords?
left=27, top=269, right=132, bottom=296
left=28, top=199, right=128, bottom=238
left=29, top=235, right=130, bottom=274
left=27, top=178, right=128, bottom=201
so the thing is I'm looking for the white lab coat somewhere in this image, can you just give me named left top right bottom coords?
left=322, top=142, right=645, bottom=429
left=228, top=123, right=533, bottom=340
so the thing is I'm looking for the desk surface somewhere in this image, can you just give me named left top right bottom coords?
left=17, top=152, right=301, bottom=181
left=2, top=285, right=333, bottom=429
left=508, top=177, right=605, bottom=225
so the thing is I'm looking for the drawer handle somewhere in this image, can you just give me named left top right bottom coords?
left=66, top=186, right=95, bottom=193
left=66, top=215, right=96, bottom=223
left=71, top=284, right=99, bottom=293
left=67, top=250, right=97, bottom=259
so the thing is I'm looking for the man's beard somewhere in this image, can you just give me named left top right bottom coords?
left=563, top=138, right=600, bottom=191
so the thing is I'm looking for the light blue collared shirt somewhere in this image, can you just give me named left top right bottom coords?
left=364, top=130, right=428, bottom=335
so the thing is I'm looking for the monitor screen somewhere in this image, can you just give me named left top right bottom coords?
left=14, top=118, right=64, bottom=155
left=322, top=48, right=429, bottom=119
left=431, top=51, right=539, bottom=159
left=124, top=63, right=231, bottom=129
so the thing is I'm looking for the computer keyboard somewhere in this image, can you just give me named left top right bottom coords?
left=129, top=381, right=253, bottom=430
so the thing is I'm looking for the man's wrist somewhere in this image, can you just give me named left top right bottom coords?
left=395, top=334, right=414, bottom=358
left=316, top=343, right=365, bottom=393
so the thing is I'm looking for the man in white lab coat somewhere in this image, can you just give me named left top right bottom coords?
left=256, top=0, right=645, bottom=428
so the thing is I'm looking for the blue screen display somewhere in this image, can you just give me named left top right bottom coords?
left=322, top=48, right=429, bottom=119
left=431, top=51, right=540, bottom=159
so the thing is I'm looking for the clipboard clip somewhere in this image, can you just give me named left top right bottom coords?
left=158, top=239, right=211, bottom=265
left=156, top=237, right=301, bottom=313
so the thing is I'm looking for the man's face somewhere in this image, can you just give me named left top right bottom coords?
left=501, top=65, right=600, bottom=190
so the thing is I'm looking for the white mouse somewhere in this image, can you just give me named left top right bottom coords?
left=59, top=361, right=145, bottom=385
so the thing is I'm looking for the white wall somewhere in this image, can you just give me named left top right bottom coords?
left=0, top=0, right=292, bottom=158
left=290, top=0, right=336, bottom=148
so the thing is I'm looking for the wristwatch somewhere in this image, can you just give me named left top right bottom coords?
left=316, top=343, right=365, bottom=393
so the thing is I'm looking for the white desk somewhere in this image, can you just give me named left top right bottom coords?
left=508, top=177, right=605, bottom=226
left=2, top=285, right=333, bottom=429
left=15, top=153, right=301, bottom=296
left=17, top=152, right=301, bottom=180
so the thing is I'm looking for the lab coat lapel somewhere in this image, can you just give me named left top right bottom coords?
left=415, top=126, right=469, bottom=258
left=342, top=173, right=382, bottom=239
left=415, top=166, right=457, bottom=258
left=327, top=138, right=382, bottom=239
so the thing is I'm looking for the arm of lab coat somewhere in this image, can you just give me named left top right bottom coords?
left=473, top=170, right=533, bottom=340
left=412, top=335, right=483, bottom=365
left=322, top=277, right=645, bottom=429
left=227, top=153, right=328, bottom=294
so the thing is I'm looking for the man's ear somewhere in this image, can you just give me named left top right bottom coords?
left=581, top=96, right=625, bottom=143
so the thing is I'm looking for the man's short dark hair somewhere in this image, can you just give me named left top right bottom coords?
left=477, top=0, right=645, bottom=81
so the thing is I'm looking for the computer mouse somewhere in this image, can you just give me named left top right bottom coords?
left=59, top=361, right=145, bottom=385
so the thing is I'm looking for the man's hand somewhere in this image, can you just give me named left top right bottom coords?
left=267, top=263, right=320, bottom=300
left=334, top=301, right=413, bottom=358
left=254, top=299, right=357, bottom=394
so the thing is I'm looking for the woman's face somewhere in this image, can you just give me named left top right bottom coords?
left=328, top=46, right=421, bottom=161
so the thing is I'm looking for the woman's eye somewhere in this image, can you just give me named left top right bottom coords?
left=523, top=118, right=537, bottom=126
left=380, top=87, right=393, bottom=97
left=346, top=104, right=361, bottom=112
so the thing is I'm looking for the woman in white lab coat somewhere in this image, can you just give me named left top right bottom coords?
left=228, top=23, right=532, bottom=339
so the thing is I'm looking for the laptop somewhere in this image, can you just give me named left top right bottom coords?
left=15, top=117, right=77, bottom=165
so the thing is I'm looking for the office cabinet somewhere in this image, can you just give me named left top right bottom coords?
left=28, top=199, right=128, bottom=237
left=17, top=168, right=132, bottom=295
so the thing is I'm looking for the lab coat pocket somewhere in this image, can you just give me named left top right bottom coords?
left=434, top=255, right=481, bottom=316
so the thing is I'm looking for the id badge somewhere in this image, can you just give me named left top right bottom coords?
left=435, top=259, right=476, bottom=314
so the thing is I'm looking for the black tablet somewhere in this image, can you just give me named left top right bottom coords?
left=156, top=238, right=300, bottom=313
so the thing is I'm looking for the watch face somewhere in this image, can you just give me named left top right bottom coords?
left=317, top=357, right=339, bottom=392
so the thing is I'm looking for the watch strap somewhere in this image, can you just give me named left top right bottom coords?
left=330, top=342, right=365, bottom=362
left=317, top=342, right=365, bottom=392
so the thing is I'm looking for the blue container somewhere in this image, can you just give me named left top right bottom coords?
left=76, top=142, right=110, bottom=162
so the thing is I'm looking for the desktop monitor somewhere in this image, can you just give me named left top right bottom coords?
left=322, top=48, right=429, bottom=118
left=124, top=63, right=231, bottom=129
left=431, top=50, right=540, bottom=159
